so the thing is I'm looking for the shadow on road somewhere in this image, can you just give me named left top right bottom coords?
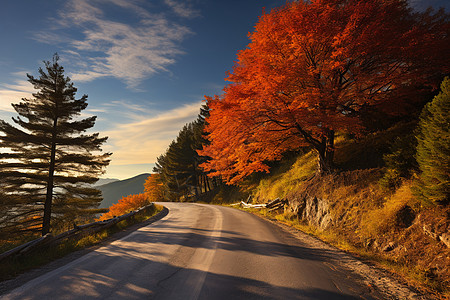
left=2, top=204, right=379, bottom=300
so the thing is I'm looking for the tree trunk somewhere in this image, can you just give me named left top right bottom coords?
left=42, top=118, right=58, bottom=236
left=316, top=130, right=335, bottom=175
left=202, top=174, right=207, bottom=193
left=201, top=173, right=206, bottom=193
left=205, top=174, right=211, bottom=192
left=193, top=163, right=199, bottom=199
left=295, top=123, right=335, bottom=175
left=198, top=173, right=203, bottom=193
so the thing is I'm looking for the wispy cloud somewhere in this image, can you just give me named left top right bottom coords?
left=102, top=101, right=201, bottom=165
left=94, top=100, right=157, bottom=122
left=0, top=76, right=34, bottom=113
left=106, top=100, right=154, bottom=114
left=37, top=0, right=196, bottom=88
left=164, top=0, right=200, bottom=19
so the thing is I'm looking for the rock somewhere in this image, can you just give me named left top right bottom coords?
left=301, top=196, right=332, bottom=229
left=320, top=213, right=333, bottom=229
left=287, top=196, right=332, bottom=229
left=439, top=232, right=450, bottom=248
left=288, top=197, right=306, bottom=216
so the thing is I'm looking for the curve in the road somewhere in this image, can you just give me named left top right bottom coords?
left=1, top=203, right=393, bottom=300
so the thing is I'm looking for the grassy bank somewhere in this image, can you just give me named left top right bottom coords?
left=0, top=204, right=163, bottom=282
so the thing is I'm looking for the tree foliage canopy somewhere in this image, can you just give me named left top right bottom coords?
left=144, top=173, right=165, bottom=202
left=199, top=0, right=450, bottom=184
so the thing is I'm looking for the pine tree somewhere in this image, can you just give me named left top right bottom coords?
left=153, top=104, right=214, bottom=200
left=159, top=123, right=199, bottom=200
left=414, top=77, right=450, bottom=205
left=195, top=104, right=214, bottom=192
left=0, top=54, right=111, bottom=236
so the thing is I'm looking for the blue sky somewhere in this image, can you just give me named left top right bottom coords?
left=0, top=0, right=448, bottom=180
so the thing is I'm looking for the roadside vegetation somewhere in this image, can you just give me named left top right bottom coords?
left=0, top=204, right=163, bottom=282
left=0, top=172, right=165, bottom=281
left=97, top=174, right=164, bottom=221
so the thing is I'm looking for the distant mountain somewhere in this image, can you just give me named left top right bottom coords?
left=97, top=173, right=151, bottom=208
left=94, top=178, right=119, bottom=186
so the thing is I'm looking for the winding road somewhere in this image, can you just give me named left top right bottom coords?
left=1, top=202, right=387, bottom=299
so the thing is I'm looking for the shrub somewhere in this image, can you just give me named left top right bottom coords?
left=98, top=194, right=150, bottom=221
left=380, top=133, right=417, bottom=189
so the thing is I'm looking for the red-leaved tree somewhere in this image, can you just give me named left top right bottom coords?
left=199, top=0, right=449, bottom=184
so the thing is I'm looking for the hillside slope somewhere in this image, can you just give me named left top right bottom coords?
left=94, top=178, right=119, bottom=186
left=98, top=173, right=150, bottom=208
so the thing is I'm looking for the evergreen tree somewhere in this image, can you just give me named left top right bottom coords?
left=414, top=77, right=450, bottom=205
left=155, top=124, right=199, bottom=200
left=153, top=104, right=214, bottom=201
left=195, top=103, right=214, bottom=192
left=0, top=54, right=111, bottom=236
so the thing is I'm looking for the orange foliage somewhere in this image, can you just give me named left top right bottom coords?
left=199, top=0, right=449, bottom=184
left=144, top=173, right=165, bottom=202
left=97, top=194, right=149, bottom=221
left=98, top=174, right=164, bottom=221
left=22, top=215, right=42, bottom=232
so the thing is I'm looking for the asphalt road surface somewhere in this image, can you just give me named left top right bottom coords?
left=1, top=202, right=385, bottom=300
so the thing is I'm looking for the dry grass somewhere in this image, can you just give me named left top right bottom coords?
left=362, top=181, right=420, bottom=237
left=253, top=151, right=316, bottom=203
left=0, top=234, right=41, bottom=255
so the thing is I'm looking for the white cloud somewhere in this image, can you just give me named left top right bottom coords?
left=164, top=0, right=200, bottom=19
left=70, top=70, right=108, bottom=82
left=102, top=101, right=201, bottom=165
left=105, top=0, right=153, bottom=19
left=0, top=79, right=34, bottom=113
left=106, top=100, right=154, bottom=114
left=39, top=0, right=195, bottom=88
left=32, top=31, right=72, bottom=45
